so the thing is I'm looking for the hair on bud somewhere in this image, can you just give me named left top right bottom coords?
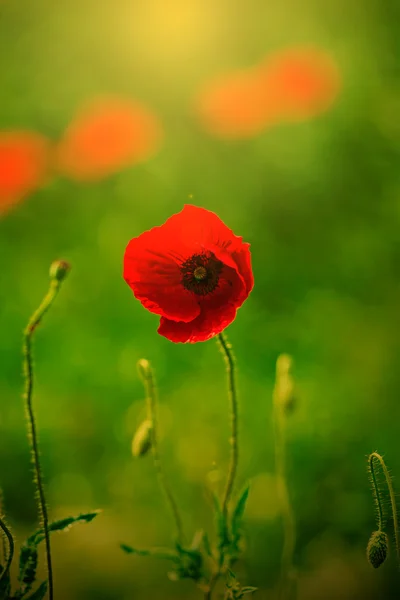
left=132, top=419, right=153, bottom=457
left=367, top=530, right=388, bottom=568
left=49, top=260, right=70, bottom=282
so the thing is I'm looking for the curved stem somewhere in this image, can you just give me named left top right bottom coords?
left=139, top=360, right=185, bottom=544
left=217, top=332, right=238, bottom=521
left=23, top=278, right=63, bottom=600
left=0, top=516, right=14, bottom=585
left=369, top=452, right=400, bottom=563
left=273, top=359, right=296, bottom=600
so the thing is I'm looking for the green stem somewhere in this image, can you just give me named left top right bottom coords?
left=0, top=489, right=7, bottom=565
left=139, top=360, right=185, bottom=545
left=273, top=360, right=296, bottom=600
left=369, top=452, right=400, bottom=562
left=205, top=333, right=239, bottom=600
left=0, top=516, right=14, bottom=585
left=23, top=276, right=65, bottom=600
left=217, top=332, right=239, bottom=521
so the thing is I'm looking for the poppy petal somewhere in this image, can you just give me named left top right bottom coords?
left=158, top=303, right=238, bottom=343
left=123, top=229, right=200, bottom=323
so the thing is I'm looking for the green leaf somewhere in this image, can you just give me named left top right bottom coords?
left=17, top=544, right=38, bottom=597
left=241, top=587, right=258, bottom=595
left=120, top=544, right=178, bottom=561
left=27, top=511, right=100, bottom=545
left=202, top=531, right=212, bottom=557
left=0, top=566, right=10, bottom=600
left=24, top=581, right=47, bottom=600
left=231, top=485, right=250, bottom=536
left=212, top=491, right=229, bottom=551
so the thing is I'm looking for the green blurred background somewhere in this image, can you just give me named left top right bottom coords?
left=1, top=0, right=400, bottom=598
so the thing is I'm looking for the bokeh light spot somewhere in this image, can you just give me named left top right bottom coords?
left=56, top=97, right=164, bottom=181
left=0, top=131, right=50, bottom=214
left=261, top=47, right=341, bottom=121
left=194, top=69, right=278, bottom=139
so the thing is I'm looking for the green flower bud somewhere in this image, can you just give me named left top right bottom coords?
left=274, top=353, right=297, bottom=414
left=49, top=260, right=70, bottom=282
left=367, top=530, right=388, bottom=568
left=132, top=419, right=153, bottom=457
left=137, top=359, right=151, bottom=380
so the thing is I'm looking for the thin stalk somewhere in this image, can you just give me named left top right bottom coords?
left=369, top=452, right=400, bottom=563
left=0, top=489, right=7, bottom=565
left=205, top=333, right=239, bottom=600
left=23, top=263, right=70, bottom=600
left=273, top=356, right=296, bottom=600
left=138, top=360, right=185, bottom=544
left=0, top=516, right=14, bottom=585
left=217, top=332, right=239, bottom=521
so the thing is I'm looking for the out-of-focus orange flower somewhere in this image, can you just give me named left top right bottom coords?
left=194, top=69, right=279, bottom=139
left=56, top=97, right=163, bottom=181
left=260, top=47, right=341, bottom=121
left=194, top=47, right=341, bottom=138
left=0, top=131, right=50, bottom=215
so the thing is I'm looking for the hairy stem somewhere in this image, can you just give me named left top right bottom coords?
left=139, top=360, right=185, bottom=544
left=0, top=516, right=14, bottom=585
left=23, top=271, right=68, bottom=600
left=205, top=333, right=239, bottom=600
left=368, top=452, right=400, bottom=563
left=217, top=332, right=239, bottom=522
left=273, top=357, right=296, bottom=600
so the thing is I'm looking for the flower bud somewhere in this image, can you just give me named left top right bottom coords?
left=367, top=530, right=388, bottom=568
left=137, top=358, right=151, bottom=381
left=131, top=419, right=153, bottom=457
left=49, top=260, right=70, bottom=282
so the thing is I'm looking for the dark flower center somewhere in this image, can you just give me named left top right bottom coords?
left=181, top=252, right=223, bottom=295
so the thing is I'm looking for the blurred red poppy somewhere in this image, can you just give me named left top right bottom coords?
left=260, top=47, right=341, bottom=120
left=0, top=131, right=50, bottom=214
left=56, top=97, right=163, bottom=181
left=194, top=69, right=278, bottom=139
left=123, top=205, right=253, bottom=343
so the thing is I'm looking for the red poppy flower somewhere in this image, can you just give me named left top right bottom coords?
left=123, top=205, right=253, bottom=343
left=0, top=131, right=50, bottom=215
left=55, top=96, right=163, bottom=181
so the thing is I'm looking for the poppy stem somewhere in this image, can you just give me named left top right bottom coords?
left=0, top=511, right=14, bottom=587
left=273, top=356, right=296, bottom=600
left=368, top=452, right=400, bottom=564
left=137, top=359, right=185, bottom=545
left=23, top=262, right=70, bottom=600
left=217, top=332, right=239, bottom=522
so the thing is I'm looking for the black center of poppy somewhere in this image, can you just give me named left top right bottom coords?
left=181, top=253, right=223, bottom=295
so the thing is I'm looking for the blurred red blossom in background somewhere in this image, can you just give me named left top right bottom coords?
left=55, top=96, right=163, bottom=181
left=194, top=46, right=341, bottom=138
left=0, top=131, right=51, bottom=214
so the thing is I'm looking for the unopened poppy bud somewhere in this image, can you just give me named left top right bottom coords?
left=132, top=419, right=153, bottom=457
left=137, top=358, right=151, bottom=381
left=49, top=260, right=70, bottom=282
left=367, top=530, right=388, bottom=568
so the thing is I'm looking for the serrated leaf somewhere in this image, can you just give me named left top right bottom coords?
left=16, top=544, right=38, bottom=597
left=0, top=567, right=10, bottom=600
left=212, top=491, right=229, bottom=551
left=28, top=511, right=100, bottom=545
left=24, top=581, right=47, bottom=600
left=231, top=485, right=250, bottom=536
left=202, top=532, right=212, bottom=557
left=120, top=544, right=178, bottom=561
